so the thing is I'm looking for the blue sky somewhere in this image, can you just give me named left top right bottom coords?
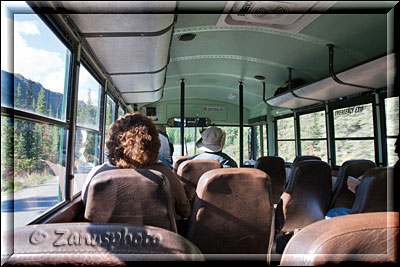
left=2, top=1, right=101, bottom=104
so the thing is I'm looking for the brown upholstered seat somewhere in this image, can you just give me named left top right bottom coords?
left=84, top=169, right=177, bottom=232
left=329, top=159, right=376, bottom=210
left=254, top=156, right=286, bottom=204
left=1, top=223, right=204, bottom=265
left=276, top=160, right=332, bottom=233
left=177, top=159, right=221, bottom=205
left=186, top=168, right=274, bottom=256
left=350, top=167, right=393, bottom=214
left=280, top=212, right=399, bottom=265
left=173, top=155, right=192, bottom=173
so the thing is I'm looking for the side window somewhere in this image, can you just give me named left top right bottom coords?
left=276, top=117, right=296, bottom=162
left=333, top=103, right=375, bottom=166
left=299, top=111, right=328, bottom=161
left=255, top=125, right=261, bottom=159
left=2, top=12, right=70, bottom=228
left=118, top=105, right=125, bottom=120
left=385, top=97, right=399, bottom=166
left=73, top=65, right=102, bottom=194
left=103, top=95, right=116, bottom=163
left=263, top=124, right=268, bottom=156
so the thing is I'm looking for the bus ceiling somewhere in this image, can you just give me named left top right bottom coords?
left=28, top=1, right=397, bottom=120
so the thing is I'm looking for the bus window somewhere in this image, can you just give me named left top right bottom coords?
left=76, top=65, right=101, bottom=130
left=73, top=130, right=100, bottom=194
left=255, top=125, right=261, bottom=159
left=263, top=124, right=268, bottom=156
left=385, top=97, right=399, bottom=166
left=2, top=118, right=68, bottom=228
left=277, top=117, right=296, bottom=162
left=13, top=13, right=70, bottom=121
left=333, top=103, right=375, bottom=166
left=1, top=11, right=71, bottom=229
left=103, top=95, right=116, bottom=163
left=299, top=111, right=328, bottom=162
left=74, top=65, right=102, bottom=194
left=118, top=105, right=125, bottom=120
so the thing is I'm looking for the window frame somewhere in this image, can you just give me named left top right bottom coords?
left=330, top=94, right=376, bottom=168
left=297, top=107, right=329, bottom=162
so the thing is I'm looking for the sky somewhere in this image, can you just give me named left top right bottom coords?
left=1, top=1, right=100, bottom=104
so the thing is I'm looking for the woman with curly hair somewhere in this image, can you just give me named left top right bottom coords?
left=81, top=112, right=191, bottom=219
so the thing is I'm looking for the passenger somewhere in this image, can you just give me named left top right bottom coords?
left=325, top=175, right=362, bottom=218
left=156, top=124, right=173, bottom=169
left=190, top=126, right=238, bottom=168
left=81, top=112, right=191, bottom=219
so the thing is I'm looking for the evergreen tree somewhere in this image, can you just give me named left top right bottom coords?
left=36, top=87, right=47, bottom=115
left=25, top=80, right=34, bottom=110
left=15, top=83, right=22, bottom=109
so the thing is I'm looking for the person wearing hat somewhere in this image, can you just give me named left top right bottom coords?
left=191, top=126, right=238, bottom=168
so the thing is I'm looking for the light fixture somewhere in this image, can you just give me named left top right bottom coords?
left=179, top=33, right=196, bottom=41
left=254, top=75, right=265, bottom=80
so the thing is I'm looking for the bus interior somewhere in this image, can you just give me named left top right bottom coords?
left=1, top=1, right=399, bottom=265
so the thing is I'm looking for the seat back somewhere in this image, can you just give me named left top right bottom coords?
left=186, top=168, right=274, bottom=255
left=177, top=159, right=221, bottom=205
left=1, top=223, right=204, bottom=265
left=292, top=155, right=321, bottom=166
left=350, top=167, right=392, bottom=214
left=276, top=160, right=332, bottom=233
left=84, top=168, right=177, bottom=232
left=329, top=159, right=376, bottom=209
left=280, top=212, right=399, bottom=265
left=254, top=156, right=286, bottom=204
left=173, top=155, right=192, bottom=173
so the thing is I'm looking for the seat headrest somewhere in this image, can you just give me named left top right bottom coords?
left=177, top=159, right=221, bottom=204
left=292, top=155, right=321, bottom=166
left=280, top=212, right=399, bottom=265
left=1, top=223, right=204, bottom=265
left=84, top=168, right=177, bottom=232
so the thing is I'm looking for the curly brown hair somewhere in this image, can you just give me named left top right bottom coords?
left=106, top=112, right=160, bottom=168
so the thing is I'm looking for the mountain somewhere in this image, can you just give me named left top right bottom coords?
left=1, top=70, right=64, bottom=118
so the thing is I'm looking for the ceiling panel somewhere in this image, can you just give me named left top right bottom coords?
left=69, top=14, right=174, bottom=33
left=86, top=30, right=172, bottom=73
left=121, top=89, right=163, bottom=104
left=111, top=69, right=166, bottom=93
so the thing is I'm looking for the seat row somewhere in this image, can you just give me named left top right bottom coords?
left=2, top=156, right=396, bottom=265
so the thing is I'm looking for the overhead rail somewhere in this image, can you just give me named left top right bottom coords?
left=265, top=51, right=395, bottom=109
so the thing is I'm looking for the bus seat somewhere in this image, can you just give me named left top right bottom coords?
left=1, top=223, right=204, bottom=265
left=173, top=155, right=192, bottom=173
left=254, top=156, right=286, bottom=205
left=177, top=159, right=221, bottom=205
left=286, top=155, right=322, bottom=184
left=329, top=159, right=376, bottom=210
left=276, top=160, right=332, bottom=234
left=350, top=167, right=393, bottom=214
left=84, top=169, right=177, bottom=233
left=280, top=212, right=399, bottom=265
left=292, top=155, right=321, bottom=165
left=186, top=168, right=274, bottom=256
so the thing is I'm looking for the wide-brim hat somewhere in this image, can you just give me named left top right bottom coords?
left=196, top=126, right=226, bottom=153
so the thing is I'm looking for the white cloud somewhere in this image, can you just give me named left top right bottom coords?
left=13, top=20, right=65, bottom=93
left=14, top=20, right=40, bottom=35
